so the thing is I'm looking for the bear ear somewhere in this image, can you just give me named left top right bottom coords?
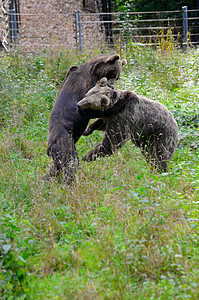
left=69, top=65, right=78, bottom=72
left=124, top=91, right=132, bottom=101
left=101, top=95, right=110, bottom=108
left=121, top=59, right=127, bottom=66
left=106, top=54, right=120, bottom=64
left=99, top=77, right=108, bottom=87
left=66, top=65, right=78, bottom=78
left=124, top=91, right=139, bottom=104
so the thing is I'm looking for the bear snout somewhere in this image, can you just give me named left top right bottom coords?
left=77, top=99, right=87, bottom=110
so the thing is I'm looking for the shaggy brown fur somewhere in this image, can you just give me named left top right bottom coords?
left=46, top=55, right=126, bottom=182
left=78, top=78, right=179, bottom=172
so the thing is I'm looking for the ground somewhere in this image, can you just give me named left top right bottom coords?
left=0, top=46, right=199, bottom=299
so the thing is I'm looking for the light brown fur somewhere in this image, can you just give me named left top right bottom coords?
left=78, top=78, right=179, bottom=172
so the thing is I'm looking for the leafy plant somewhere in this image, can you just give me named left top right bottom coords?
left=0, top=46, right=199, bottom=299
left=0, top=214, right=28, bottom=298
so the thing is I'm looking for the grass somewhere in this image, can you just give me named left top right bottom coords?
left=0, top=45, right=199, bottom=299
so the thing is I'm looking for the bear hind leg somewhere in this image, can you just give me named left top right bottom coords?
left=141, top=138, right=170, bottom=173
left=46, top=130, right=79, bottom=183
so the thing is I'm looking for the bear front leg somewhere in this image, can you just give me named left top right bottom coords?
left=83, top=126, right=127, bottom=161
left=46, top=129, right=79, bottom=183
left=83, top=118, right=106, bottom=136
left=82, top=141, right=110, bottom=161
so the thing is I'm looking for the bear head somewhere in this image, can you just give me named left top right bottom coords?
left=90, top=54, right=127, bottom=86
left=77, top=77, right=120, bottom=111
left=66, top=54, right=127, bottom=89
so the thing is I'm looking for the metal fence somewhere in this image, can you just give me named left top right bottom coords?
left=76, top=7, right=199, bottom=51
left=1, top=5, right=199, bottom=52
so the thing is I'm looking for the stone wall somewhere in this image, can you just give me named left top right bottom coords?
left=17, top=0, right=105, bottom=51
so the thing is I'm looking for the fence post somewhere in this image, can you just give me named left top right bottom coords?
left=8, top=2, right=13, bottom=47
left=78, top=10, right=82, bottom=53
left=13, top=9, right=18, bottom=47
left=182, top=6, right=188, bottom=50
left=74, top=11, right=78, bottom=51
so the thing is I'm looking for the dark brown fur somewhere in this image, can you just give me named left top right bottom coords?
left=46, top=55, right=126, bottom=182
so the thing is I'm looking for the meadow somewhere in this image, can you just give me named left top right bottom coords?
left=0, top=44, right=199, bottom=299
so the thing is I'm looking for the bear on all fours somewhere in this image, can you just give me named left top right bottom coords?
left=78, top=77, right=179, bottom=172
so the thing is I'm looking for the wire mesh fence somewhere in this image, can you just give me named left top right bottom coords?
left=77, top=8, right=199, bottom=51
left=0, top=5, right=199, bottom=52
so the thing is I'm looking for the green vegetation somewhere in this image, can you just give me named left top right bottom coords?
left=0, top=45, right=199, bottom=299
left=112, top=0, right=197, bottom=12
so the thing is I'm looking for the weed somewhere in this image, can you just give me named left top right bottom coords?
left=0, top=46, right=199, bottom=299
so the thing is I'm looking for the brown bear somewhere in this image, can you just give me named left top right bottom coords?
left=77, top=77, right=179, bottom=172
left=46, top=54, right=127, bottom=182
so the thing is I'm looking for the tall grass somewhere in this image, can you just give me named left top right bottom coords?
left=0, top=45, right=199, bottom=299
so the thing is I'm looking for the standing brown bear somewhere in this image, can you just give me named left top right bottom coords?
left=46, top=54, right=127, bottom=182
left=78, top=78, right=179, bottom=172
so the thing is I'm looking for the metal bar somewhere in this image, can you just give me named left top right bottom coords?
left=13, top=9, right=17, bottom=46
left=7, top=9, right=199, bottom=17
left=18, top=25, right=183, bottom=32
left=17, top=0, right=21, bottom=23
left=182, top=6, right=189, bottom=50
left=187, top=9, right=199, bottom=12
left=1, top=5, right=6, bottom=14
left=81, top=10, right=182, bottom=15
left=80, top=18, right=182, bottom=24
left=112, top=26, right=183, bottom=30
left=111, top=33, right=181, bottom=38
left=8, top=10, right=183, bottom=17
left=74, top=11, right=78, bottom=51
left=187, top=17, right=199, bottom=20
left=9, top=1, right=13, bottom=47
left=17, top=20, right=182, bottom=26
left=78, top=10, right=82, bottom=52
